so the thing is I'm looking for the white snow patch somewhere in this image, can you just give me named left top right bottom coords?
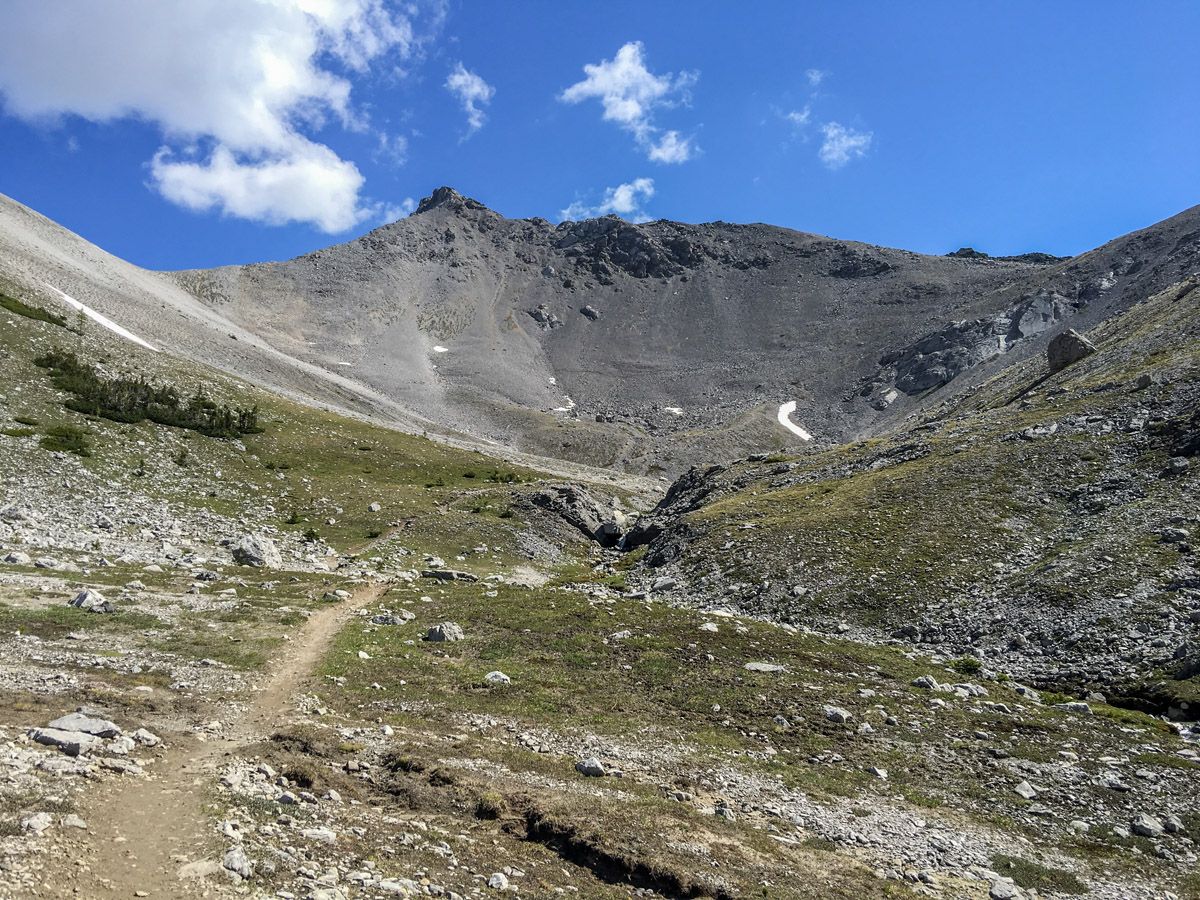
left=663, top=406, right=683, bottom=415
left=777, top=401, right=812, bottom=441
left=432, top=345, right=449, bottom=353
left=43, top=282, right=157, bottom=351
left=553, top=395, right=577, bottom=413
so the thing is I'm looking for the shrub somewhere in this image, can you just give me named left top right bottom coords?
left=0, top=292, right=67, bottom=327
left=33, top=348, right=263, bottom=438
left=40, top=424, right=92, bottom=456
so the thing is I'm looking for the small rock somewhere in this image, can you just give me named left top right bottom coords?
left=425, top=622, right=465, bottom=642
left=575, top=757, right=606, bottom=777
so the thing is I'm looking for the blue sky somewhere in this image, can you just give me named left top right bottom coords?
left=0, top=0, right=1196, bottom=270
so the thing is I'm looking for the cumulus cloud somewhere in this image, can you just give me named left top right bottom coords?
left=0, top=0, right=423, bottom=232
left=560, top=178, right=655, bottom=222
left=560, top=42, right=696, bottom=164
left=819, top=122, right=873, bottom=169
left=806, top=68, right=826, bottom=87
left=445, top=62, right=494, bottom=136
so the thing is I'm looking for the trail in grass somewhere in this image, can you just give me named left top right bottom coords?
left=33, top=581, right=389, bottom=899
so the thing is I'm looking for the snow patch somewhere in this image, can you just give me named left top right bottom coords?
left=43, top=282, right=157, bottom=352
left=432, top=345, right=449, bottom=353
left=777, top=401, right=812, bottom=441
left=663, top=406, right=683, bottom=415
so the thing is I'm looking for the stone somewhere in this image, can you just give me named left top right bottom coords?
left=1131, top=813, right=1164, bottom=838
left=487, top=872, right=509, bottom=890
left=744, top=662, right=787, bottom=674
left=230, top=534, right=282, bottom=568
left=484, top=671, right=511, bottom=685
left=1014, top=780, right=1039, bottom=800
left=62, top=814, right=87, bottom=829
left=580, top=304, right=601, bottom=320
left=68, top=589, right=115, bottom=613
left=823, top=705, right=852, bottom=724
left=425, top=622, right=465, bottom=642
left=47, top=711, right=122, bottom=738
left=2, top=550, right=31, bottom=565
left=21, top=812, right=54, bottom=834
left=223, top=845, right=254, bottom=880
left=1047, top=328, right=1096, bottom=373
left=371, top=609, right=414, bottom=626
left=575, top=757, right=606, bottom=777
left=368, top=502, right=382, bottom=513
left=1053, top=701, right=1092, bottom=715
left=420, top=568, right=478, bottom=582
left=302, top=826, right=338, bottom=844
left=132, top=727, right=161, bottom=746
left=28, top=726, right=102, bottom=756
left=989, top=881, right=1020, bottom=900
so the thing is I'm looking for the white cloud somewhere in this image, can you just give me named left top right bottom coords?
left=0, top=0, right=423, bottom=232
left=374, top=132, right=409, bottom=167
left=819, top=122, right=872, bottom=169
left=784, top=106, right=811, bottom=128
left=560, top=178, right=655, bottom=222
left=560, top=41, right=697, bottom=164
left=445, top=62, right=494, bottom=136
left=806, top=68, right=826, bottom=87
left=151, top=142, right=367, bottom=232
left=647, top=130, right=693, bottom=164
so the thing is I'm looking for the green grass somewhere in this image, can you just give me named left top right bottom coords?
left=991, top=854, right=1086, bottom=895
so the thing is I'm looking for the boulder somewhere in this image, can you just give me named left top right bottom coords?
left=231, top=534, right=282, bottom=568
left=1131, top=813, right=1164, bottom=838
left=68, top=589, right=114, bottom=613
left=419, top=568, right=478, bottom=582
left=425, top=622, right=465, bottom=642
left=1047, top=329, right=1096, bottom=373
left=47, top=712, right=122, bottom=738
left=28, top=727, right=102, bottom=757
left=575, top=757, right=606, bottom=777
left=526, top=483, right=627, bottom=547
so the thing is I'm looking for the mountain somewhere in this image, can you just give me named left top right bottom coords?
left=1, top=190, right=1199, bottom=899
left=3, top=187, right=1198, bottom=476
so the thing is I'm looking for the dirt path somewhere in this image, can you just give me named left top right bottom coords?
left=32, top=581, right=388, bottom=899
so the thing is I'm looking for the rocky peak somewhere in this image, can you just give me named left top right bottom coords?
left=414, top=186, right=491, bottom=216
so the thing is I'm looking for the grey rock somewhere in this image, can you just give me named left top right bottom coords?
left=823, top=705, right=852, bottom=724
left=420, top=568, right=478, bottom=582
left=28, top=727, right=102, bottom=757
left=230, top=534, right=282, bottom=568
left=487, top=872, right=509, bottom=890
left=744, top=662, right=787, bottom=674
left=483, top=671, right=511, bottom=685
left=575, top=757, right=606, bottom=777
left=68, top=589, right=115, bottom=613
left=425, top=621, right=465, bottom=642
left=1131, top=812, right=1164, bottom=838
left=20, top=812, right=54, bottom=835
left=1047, top=328, right=1097, bottom=373
left=48, top=711, right=122, bottom=737
left=223, top=845, right=254, bottom=879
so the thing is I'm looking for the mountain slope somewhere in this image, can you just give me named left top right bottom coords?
left=624, top=276, right=1200, bottom=718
